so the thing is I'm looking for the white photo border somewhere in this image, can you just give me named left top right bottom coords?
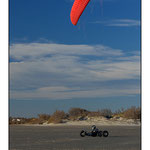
left=0, top=0, right=150, bottom=149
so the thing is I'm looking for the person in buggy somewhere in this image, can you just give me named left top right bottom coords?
left=91, top=125, right=98, bottom=136
left=80, top=125, right=109, bottom=137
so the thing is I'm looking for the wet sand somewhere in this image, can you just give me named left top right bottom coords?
left=9, top=125, right=141, bottom=150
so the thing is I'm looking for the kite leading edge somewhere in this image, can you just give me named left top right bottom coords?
left=70, top=0, right=91, bottom=25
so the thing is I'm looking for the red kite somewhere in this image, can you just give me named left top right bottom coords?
left=70, top=0, right=90, bottom=25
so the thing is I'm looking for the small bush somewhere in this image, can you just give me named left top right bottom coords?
left=88, top=111, right=101, bottom=117
left=48, top=110, right=66, bottom=124
left=9, top=117, right=13, bottom=124
left=99, top=109, right=112, bottom=118
left=123, top=107, right=141, bottom=119
left=113, top=108, right=124, bottom=116
left=69, top=108, right=89, bottom=120
left=38, top=114, right=51, bottom=121
left=26, top=118, right=40, bottom=124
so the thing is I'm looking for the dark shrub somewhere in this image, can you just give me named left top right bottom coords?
left=123, top=107, right=141, bottom=119
left=99, top=109, right=112, bottom=118
left=48, top=110, right=66, bottom=124
left=38, top=114, right=51, bottom=120
left=88, top=111, right=101, bottom=117
left=69, top=108, right=89, bottom=119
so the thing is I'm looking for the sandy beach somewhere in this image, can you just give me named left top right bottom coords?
left=17, top=117, right=140, bottom=127
left=10, top=125, right=141, bottom=150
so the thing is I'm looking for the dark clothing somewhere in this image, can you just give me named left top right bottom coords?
left=91, top=128, right=98, bottom=136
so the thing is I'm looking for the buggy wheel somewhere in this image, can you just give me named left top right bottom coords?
left=80, top=130, right=86, bottom=137
left=103, top=131, right=109, bottom=137
left=98, top=131, right=103, bottom=137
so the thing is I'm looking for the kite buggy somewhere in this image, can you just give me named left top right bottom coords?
left=80, top=125, right=109, bottom=137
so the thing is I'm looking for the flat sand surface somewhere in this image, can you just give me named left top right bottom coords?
left=10, top=125, right=141, bottom=150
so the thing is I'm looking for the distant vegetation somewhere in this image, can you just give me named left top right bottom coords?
left=48, top=110, right=67, bottom=124
left=9, top=106, right=141, bottom=125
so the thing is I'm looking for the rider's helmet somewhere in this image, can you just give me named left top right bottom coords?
left=91, top=125, right=96, bottom=131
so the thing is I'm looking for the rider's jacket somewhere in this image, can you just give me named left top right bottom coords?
left=92, top=128, right=98, bottom=135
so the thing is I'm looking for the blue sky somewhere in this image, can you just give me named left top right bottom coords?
left=9, top=0, right=141, bottom=117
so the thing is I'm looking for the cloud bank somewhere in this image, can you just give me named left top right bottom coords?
left=91, top=19, right=141, bottom=27
left=10, top=43, right=140, bottom=100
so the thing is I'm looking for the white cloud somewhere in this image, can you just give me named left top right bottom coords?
left=91, top=19, right=141, bottom=27
left=10, top=43, right=140, bottom=100
left=10, top=85, right=140, bottom=100
left=10, top=43, right=123, bottom=61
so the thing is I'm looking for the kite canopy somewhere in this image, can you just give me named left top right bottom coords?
left=70, top=0, right=90, bottom=25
